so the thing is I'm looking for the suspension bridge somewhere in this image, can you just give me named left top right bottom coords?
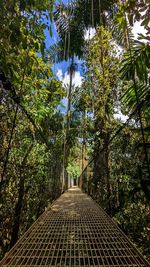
left=1, top=187, right=150, bottom=267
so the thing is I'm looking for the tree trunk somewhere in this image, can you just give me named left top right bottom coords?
left=63, top=57, right=74, bottom=190
left=104, top=132, right=112, bottom=213
left=80, top=110, right=86, bottom=189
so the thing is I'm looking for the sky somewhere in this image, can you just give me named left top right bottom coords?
left=44, top=21, right=83, bottom=88
left=45, top=3, right=146, bottom=121
left=45, top=14, right=146, bottom=86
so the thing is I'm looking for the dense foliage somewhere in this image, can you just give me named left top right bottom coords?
left=52, top=0, right=150, bottom=260
left=0, top=0, right=150, bottom=262
left=74, top=1, right=150, bottom=260
left=0, top=0, right=65, bottom=259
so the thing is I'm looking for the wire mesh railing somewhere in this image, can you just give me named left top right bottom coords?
left=1, top=188, right=150, bottom=267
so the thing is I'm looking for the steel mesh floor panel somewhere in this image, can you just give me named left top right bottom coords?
left=1, top=187, right=150, bottom=266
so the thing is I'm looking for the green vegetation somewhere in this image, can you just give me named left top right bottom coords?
left=0, top=0, right=150, bottom=262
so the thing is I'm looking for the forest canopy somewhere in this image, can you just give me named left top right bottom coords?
left=0, top=0, right=150, bottom=262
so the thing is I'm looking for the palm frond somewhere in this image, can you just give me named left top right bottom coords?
left=107, top=17, right=124, bottom=47
left=120, top=40, right=150, bottom=84
left=122, top=81, right=150, bottom=114
left=52, top=1, right=85, bottom=60
left=45, top=41, right=67, bottom=64
left=54, top=1, right=77, bottom=36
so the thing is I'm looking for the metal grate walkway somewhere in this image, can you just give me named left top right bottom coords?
left=1, top=187, right=150, bottom=267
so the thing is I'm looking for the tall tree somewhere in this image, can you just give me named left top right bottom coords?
left=47, top=1, right=86, bottom=189
left=82, top=26, right=120, bottom=211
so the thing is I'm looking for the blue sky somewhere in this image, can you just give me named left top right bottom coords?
left=43, top=0, right=84, bottom=113
left=44, top=0, right=146, bottom=77
left=43, top=0, right=146, bottom=120
left=44, top=0, right=84, bottom=82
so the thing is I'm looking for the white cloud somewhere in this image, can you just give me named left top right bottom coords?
left=56, top=69, right=63, bottom=81
left=132, top=21, right=147, bottom=39
left=62, top=72, right=70, bottom=85
left=57, top=70, right=83, bottom=87
left=72, top=71, right=83, bottom=87
left=114, top=111, right=128, bottom=122
left=84, top=20, right=146, bottom=42
left=84, top=27, right=96, bottom=40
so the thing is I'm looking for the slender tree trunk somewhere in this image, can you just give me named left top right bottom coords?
left=93, top=117, right=101, bottom=195
left=64, top=57, right=74, bottom=190
left=116, top=179, right=119, bottom=209
left=61, top=124, right=66, bottom=192
left=81, top=141, right=84, bottom=189
left=80, top=110, right=86, bottom=189
left=104, top=133, right=112, bottom=213
left=66, top=72, right=72, bottom=134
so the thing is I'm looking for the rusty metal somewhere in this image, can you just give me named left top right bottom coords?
left=1, top=187, right=150, bottom=266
